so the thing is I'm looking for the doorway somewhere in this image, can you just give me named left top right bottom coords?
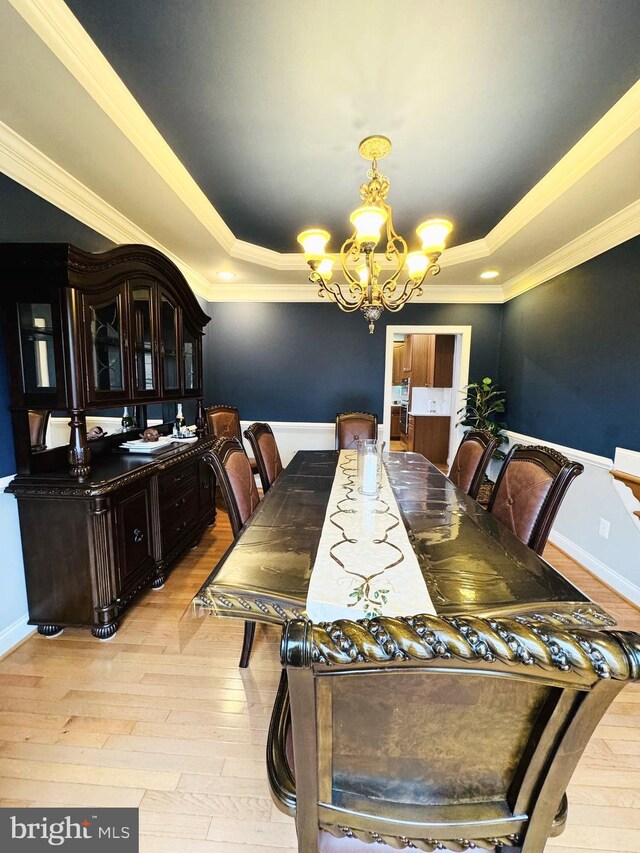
left=382, top=325, right=471, bottom=467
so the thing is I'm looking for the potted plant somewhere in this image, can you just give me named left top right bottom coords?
left=457, top=376, right=508, bottom=460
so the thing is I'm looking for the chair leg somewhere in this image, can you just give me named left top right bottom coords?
left=239, top=620, right=256, bottom=668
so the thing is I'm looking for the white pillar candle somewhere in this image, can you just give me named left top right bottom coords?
left=362, top=451, right=377, bottom=495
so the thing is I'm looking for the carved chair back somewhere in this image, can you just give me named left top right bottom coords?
left=487, top=444, right=583, bottom=555
left=269, top=615, right=640, bottom=853
left=244, top=422, right=283, bottom=493
left=335, top=411, right=378, bottom=450
left=448, top=428, right=499, bottom=499
left=205, top=404, right=258, bottom=476
left=205, top=404, right=242, bottom=441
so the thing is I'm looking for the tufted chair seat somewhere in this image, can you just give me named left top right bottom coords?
left=487, top=444, right=583, bottom=555
left=447, top=429, right=498, bottom=499
left=335, top=411, right=378, bottom=450
left=244, top=422, right=283, bottom=493
left=208, top=436, right=261, bottom=666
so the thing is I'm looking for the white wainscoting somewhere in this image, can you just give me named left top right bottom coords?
left=500, top=430, right=640, bottom=608
left=239, top=420, right=384, bottom=467
left=0, top=476, right=33, bottom=657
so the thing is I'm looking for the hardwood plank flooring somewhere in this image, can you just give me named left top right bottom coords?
left=0, top=513, right=638, bottom=852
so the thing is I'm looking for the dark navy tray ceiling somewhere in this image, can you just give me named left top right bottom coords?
left=65, top=0, right=640, bottom=253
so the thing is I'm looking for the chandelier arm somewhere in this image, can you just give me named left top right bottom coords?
left=383, top=200, right=408, bottom=268
left=339, top=234, right=363, bottom=287
left=310, top=272, right=364, bottom=312
left=379, top=276, right=425, bottom=311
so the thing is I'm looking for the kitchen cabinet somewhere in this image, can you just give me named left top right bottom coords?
left=408, top=335, right=436, bottom=386
left=392, top=342, right=404, bottom=385
left=411, top=415, right=451, bottom=465
left=404, top=334, right=454, bottom=388
left=390, top=406, right=401, bottom=439
left=402, top=335, right=413, bottom=373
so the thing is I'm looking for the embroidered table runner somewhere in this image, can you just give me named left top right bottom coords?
left=306, top=450, right=436, bottom=621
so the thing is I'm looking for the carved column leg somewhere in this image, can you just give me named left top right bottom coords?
left=195, top=397, right=206, bottom=438
left=89, top=497, right=118, bottom=639
left=68, top=409, right=91, bottom=478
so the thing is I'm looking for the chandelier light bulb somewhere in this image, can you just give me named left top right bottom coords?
left=406, top=251, right=429, bottom=281
left=355, top=263, right=369, bottom=286
left=317, top=256, right=334, bottom=281
left=349, top=205, right=388, bottom=247
left=297, top=228, right=330, bottom=261
left=416, top=218, right=453, bottom=255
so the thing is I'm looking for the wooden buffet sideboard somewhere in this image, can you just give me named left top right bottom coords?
left=0, top=243, right=215, bottom=638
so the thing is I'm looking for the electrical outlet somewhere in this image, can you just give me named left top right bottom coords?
left=598, top=518, right=610, bottom=539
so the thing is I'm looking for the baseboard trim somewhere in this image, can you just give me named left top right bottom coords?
left=550, top=531, right=640, bottom=609
left=0, top=614, right=34, bottom=660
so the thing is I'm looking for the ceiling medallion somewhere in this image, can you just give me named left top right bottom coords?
left=298, top=136, right=454, bottom=333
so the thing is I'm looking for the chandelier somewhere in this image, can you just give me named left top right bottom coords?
left=298, top=136, right=454, bottom=333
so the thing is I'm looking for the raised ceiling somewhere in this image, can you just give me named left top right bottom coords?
left=1, top=0, right=640, bottom=301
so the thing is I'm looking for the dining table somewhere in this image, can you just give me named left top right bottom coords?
left=192, top=450, right=615, bottom=630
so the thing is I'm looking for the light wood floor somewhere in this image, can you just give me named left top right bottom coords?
left=0, top=513, right=638, bottom=852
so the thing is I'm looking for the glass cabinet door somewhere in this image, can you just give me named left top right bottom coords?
left=84, top=288, right=128, bottom=401
left=160, top=293, right=179, bottom=393
left=131, top=283, right=157, bottom=396
left=182, top=325, right=200, bottom=393
left=18, top=302, right=57, bottom=398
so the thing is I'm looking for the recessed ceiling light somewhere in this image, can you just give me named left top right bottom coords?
left=216, top=271, right=236, bottom=281
left=480, top=270, right=500, bottom=280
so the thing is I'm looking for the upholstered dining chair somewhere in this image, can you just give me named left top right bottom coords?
left=268, top=615, right=640, bottom=853
left=335, top=411, right=378, bottom=450
left=448, top=428, right=499, bottom=500
left=204, top=404, right=259, bottom=475
left=487, top=444, right=583, bottom=555
left=208, top=436, right=261, bottom=667
left=244, top=422, right=283, bottom=494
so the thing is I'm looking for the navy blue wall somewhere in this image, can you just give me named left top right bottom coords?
left=498, top=235, right=640, bottom=459
left=204, top=302, right=503, bottom=422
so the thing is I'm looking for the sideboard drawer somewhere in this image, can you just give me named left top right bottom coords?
left=158, top=459, right=198, bottom=504
left=160, top=483, right=200, bottom=552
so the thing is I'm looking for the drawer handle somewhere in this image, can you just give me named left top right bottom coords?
left=176, top=520, right=188, bottom=534
left=173, top=472, right=187, bottom=483
left=133, top=528, right=144, bottom=544
left=173, top=496, right=188, bottom=508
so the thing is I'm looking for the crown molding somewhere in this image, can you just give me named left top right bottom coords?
left=8, top=0, right=236, bottom=253
left=208, top=281, right=503, bottom=303
left=502, top=197, right=640, bottom=301
left=229, top=237, right=491, bottom=272
left=230, top=240, right=304, bottom=270
left=0, top=119, right=213, bottom=300
left=6, top=0, right=640, bottom=309
left=487, top=80, right=640, bottom=253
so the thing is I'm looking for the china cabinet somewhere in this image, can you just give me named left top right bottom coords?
left=0, top=244, right=215, bottom=638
